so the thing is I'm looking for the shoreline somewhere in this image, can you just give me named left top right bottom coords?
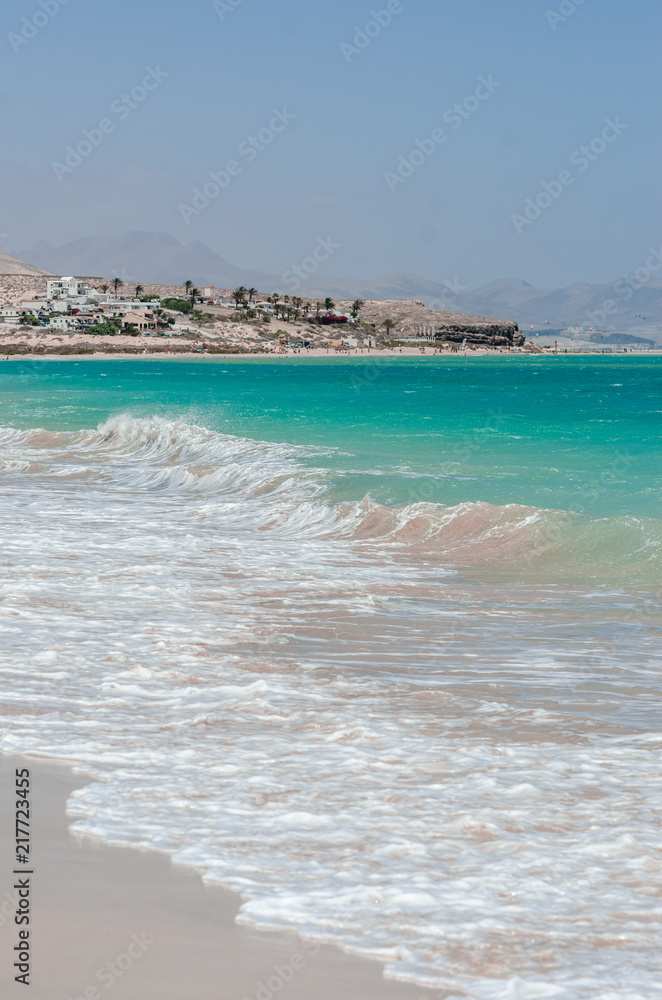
left=2, top=347, right=661, bottom=362
left=1, top=752, right=442, bottom=1000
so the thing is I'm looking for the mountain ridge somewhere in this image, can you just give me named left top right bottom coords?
left=0, top=250, right=53, bottom=277
left=15, top=231, right=662, bottom=338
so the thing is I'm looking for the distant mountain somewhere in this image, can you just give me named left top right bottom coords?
left=303, top=273, right=662, bottom=337
left=0, top=250, right=52, bottom=277
left=295, top=272, right=446, bottom=301
left=16, top=231, right=662, bottom=338
left=441, top=277, right=662, bottom=338
left=20, top=232, right=274, bottom=289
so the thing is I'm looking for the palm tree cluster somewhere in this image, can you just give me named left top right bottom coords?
left=227, top=289, right=342, bottom=324
left=244, top=293, right=310, bottom=322
left=268, top=292, right=334, bottom=320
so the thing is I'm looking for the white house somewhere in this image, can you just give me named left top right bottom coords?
left=48, top=315, right=86, bottom=331
left=47, top=277, right=91, bottom=299
left=99, top=300, right=160, bottom=316
left=20, top=300, right=48, bottom=310
left=0, top=307, right=25, bottom=325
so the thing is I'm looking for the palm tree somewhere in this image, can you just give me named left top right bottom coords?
left=324, top=297, right=335, bottom=314
left=315, top=301, right=322, bottom=316
left=135, top=284, right=144, bottom=299
left=233, top=286, right=248, bottom=308
left=112, top=277, right=122, bottom=296
left=184, top=280, right=193, bottom=299
left=247, top=287, right=257, bottom=305
left=351, top=299, right=364, bottom=321
left=101, top=284, right=109, bottom=294
left=189, top=287, right=199, bottom=314
left=271, top=293, right=280, bottom=317
left=382, top=318, right=396, bottom=338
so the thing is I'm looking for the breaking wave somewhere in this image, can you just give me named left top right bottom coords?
left=1, top=414, right=659, bottom=583
left=1, top=414, right=661, bottom=998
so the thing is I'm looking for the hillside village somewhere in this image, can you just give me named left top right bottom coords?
left=0, top=252, right=648, bottom=356
left=0, top=275, right=367, bottom=354
left=19, top=232, right=662, bottom=341
left=0, top=263, right=542, bottom=355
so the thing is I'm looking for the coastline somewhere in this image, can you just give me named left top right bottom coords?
left=2, top=347, right=660, bottom=361
left=1, top=752, right=441, bottom=1000
left=1, top=361, right=660, bottom=999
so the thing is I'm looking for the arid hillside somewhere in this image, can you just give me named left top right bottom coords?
left=0, top=274, right=523, bottom=347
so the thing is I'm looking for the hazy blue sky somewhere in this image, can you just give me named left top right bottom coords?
left=0, top=0, right=659, bottom=288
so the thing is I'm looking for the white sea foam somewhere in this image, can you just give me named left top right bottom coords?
left=1, top=415, right=661, bottom=999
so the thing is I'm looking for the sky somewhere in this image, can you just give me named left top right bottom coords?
left=0, top=0, right=659, bottom=289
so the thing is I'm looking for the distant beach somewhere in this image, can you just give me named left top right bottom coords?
left=2, top=344, right=659, bottom=360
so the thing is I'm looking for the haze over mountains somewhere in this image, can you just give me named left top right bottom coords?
left=20, top=232, right=274, bottom=292
left=14, top=231, right=662, bottom=338
left=0, top=250, right=52, bottom=277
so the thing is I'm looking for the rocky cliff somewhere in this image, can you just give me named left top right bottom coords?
left=335, top=299, right=523, bottom=346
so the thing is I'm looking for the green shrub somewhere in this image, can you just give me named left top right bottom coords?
left=88, top=317, right=122, bottom=337
left=161, top=298, right=191, bottom=313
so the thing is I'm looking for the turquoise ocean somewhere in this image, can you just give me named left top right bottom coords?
left=0, top=357, right=660, bottom=998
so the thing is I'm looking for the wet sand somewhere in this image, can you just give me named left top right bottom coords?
left=0, top=753, right=442, bottom=1000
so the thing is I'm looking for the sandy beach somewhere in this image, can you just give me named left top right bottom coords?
left=1, top=360, right=660, bottom=998
left=1, top=345, right=657, bottom=360
left=1, top=753, right=441, bottom=1000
